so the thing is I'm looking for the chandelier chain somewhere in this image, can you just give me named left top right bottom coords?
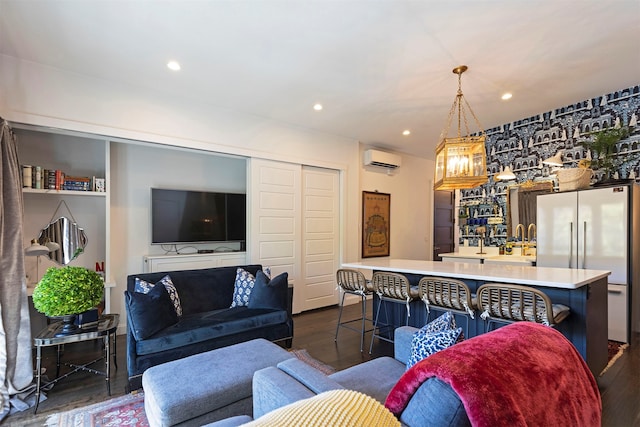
left=440, top=66, right=485, bottom=141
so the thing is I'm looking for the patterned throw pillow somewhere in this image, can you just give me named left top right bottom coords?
left=406, top=312, right=463, bottom=369
left=134, top=275, right=182, bottom=317
left=230, top=267, right=271, bottom=308
left=421, top=311, right=457, bottom=334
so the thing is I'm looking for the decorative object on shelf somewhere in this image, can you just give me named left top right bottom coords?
left=32, top=265, right=104, bottom=335
left=434, top=65, right=488, bottom=190
left=38, top=199, right=88, bottom=265
left=580, top=126, right=632, bottom=183
left=556, top=165, right=593, bottom=192
left=362, top=191, right=390, bottom=258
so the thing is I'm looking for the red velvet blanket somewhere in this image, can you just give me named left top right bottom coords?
left=385, top=322, right=601, bottom=426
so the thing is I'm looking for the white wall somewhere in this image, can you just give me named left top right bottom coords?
left=109, top=142, right=250, bottom=323
left=360, top=145, right=434, bottom=262
left=1, top=55, right=434, bottom=327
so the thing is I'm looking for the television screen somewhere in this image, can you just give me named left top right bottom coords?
left=151, top=188, right=246, bottom=244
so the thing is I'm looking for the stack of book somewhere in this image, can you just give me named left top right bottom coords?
left=21, top=165, right=106, bottom=192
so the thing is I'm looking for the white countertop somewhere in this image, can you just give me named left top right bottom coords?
left=439, top=246, right=500, bottom=259
left=439, top=251, right=537, bottom=265
left=342, top=258, right=610, bottom=289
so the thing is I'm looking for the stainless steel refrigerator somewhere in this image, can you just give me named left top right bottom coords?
left=536, top=184, right=640, bottom=343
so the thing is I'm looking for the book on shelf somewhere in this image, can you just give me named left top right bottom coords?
left=62, top=175, right=91, bottom=191
left=21, top=164, right=105, bottom=192
left=21, top=165, right=32, bottom=188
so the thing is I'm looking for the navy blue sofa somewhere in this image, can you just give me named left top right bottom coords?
left=125, top=264, right=293, bottom=390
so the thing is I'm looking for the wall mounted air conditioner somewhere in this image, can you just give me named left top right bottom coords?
left=363, top=149, right=402, bottom=169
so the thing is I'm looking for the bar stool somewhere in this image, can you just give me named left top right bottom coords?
left=476, top=283, right=570, bottom=332
left=369, top=271, right=419, bottom=354
left=417, top=276, right=476, bottom=337
left=334, top=269, right=374, bottom=352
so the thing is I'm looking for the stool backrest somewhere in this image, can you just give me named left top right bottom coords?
left=372, top=271, right=412, bottom=300
left=418, top=276, right=474, bottom=312
left=336, top=269, right=370, bottom=293
left=476, top=283, right=555, bottom=325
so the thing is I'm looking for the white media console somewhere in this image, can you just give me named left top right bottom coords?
left=143, top=252, right=247, bottom=273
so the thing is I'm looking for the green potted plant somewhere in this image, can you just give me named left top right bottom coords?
left=581, top=126, right=631, bottom=183
left=32, top=265, right=104, bottom=335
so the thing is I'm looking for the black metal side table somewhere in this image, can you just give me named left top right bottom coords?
left=33, top=313, right=119, bottom=413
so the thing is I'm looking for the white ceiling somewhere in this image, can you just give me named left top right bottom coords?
left=1, top=0, right=639, bottom=158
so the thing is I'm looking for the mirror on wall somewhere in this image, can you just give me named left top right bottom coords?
left=506, top=181, right=554, bottom=238
left=37, top=216, right=88, bottom=265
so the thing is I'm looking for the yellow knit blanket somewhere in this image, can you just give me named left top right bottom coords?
left=244, top=389, right=400, bottom=427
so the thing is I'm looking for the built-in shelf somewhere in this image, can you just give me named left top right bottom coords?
left=16, top=125, right=111, bottom=341
left=23, top=188, right=107, bottom=197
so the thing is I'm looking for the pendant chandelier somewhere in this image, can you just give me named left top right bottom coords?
left=434, top=65, right=488, bottom=190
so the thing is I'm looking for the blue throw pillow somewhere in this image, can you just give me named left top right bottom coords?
left=422, top=311, right=456, bottom=334
left=125, top=283, right=178, bottom=341
left=406, top=312, right=463, bottom=369
left=135, top=275, right=182, bottom=317
left=230, top=267, right=271, bottom=308
left=248, top=270, right=288, bottom=310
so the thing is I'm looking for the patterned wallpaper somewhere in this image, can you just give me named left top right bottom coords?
left=458, top=84, right=640, bottom=247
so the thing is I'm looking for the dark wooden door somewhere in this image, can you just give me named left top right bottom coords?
left=433, top=190, right=455, bottom=260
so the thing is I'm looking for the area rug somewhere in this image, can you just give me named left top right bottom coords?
left=46, top=349, right=336, bottom=427
left=600, top=340, right=629, bottom=376
left=46, top=391, right=147, bottom=427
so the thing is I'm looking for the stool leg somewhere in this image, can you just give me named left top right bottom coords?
left=359, top=294, right=366, bottom=352
left=369, top=296, right=383, bottom=354
left=334, top=291, right=346, bottom=342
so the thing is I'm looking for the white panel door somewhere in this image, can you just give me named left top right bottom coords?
left=249, top=159, right=302, bottom=313
left=301, top=166, right=340, bottom=311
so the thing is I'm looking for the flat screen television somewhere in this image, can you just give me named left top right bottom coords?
left=151, top=188, right=246, bottom=244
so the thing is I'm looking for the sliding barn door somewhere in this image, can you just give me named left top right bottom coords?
left=301, top=166, right=340, bottom=311
left=248, top=159, right=302, bottom=313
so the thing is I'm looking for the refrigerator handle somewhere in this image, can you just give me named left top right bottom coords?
left=582, top=221, right=587, bottom=269
left=569, top=221, right=573, bottom=268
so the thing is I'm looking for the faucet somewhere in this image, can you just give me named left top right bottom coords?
left=527, top=224, right=537, bottom=246
left=524, top=223, right=537, bottom=257
left=515, top=223, right=526, bottom=256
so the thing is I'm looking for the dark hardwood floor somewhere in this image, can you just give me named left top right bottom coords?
left=4, top=303, right=639, bottom=426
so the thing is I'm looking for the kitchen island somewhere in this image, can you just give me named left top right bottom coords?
left=342, top=258, right=610, bottom=376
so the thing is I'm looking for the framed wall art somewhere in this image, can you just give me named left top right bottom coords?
left=362, top=191, right=390, bottom=258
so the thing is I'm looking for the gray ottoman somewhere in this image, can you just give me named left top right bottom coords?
left=142, top=338, right=293, bottom=427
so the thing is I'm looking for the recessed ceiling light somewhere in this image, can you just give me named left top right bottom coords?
left=402, top=130, right=411, bottom=136
left=167, top=61, right=181, bottom=71
left=313, top=103, right=323, bottom=111
left=501, top=93, right=513, bottom=100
